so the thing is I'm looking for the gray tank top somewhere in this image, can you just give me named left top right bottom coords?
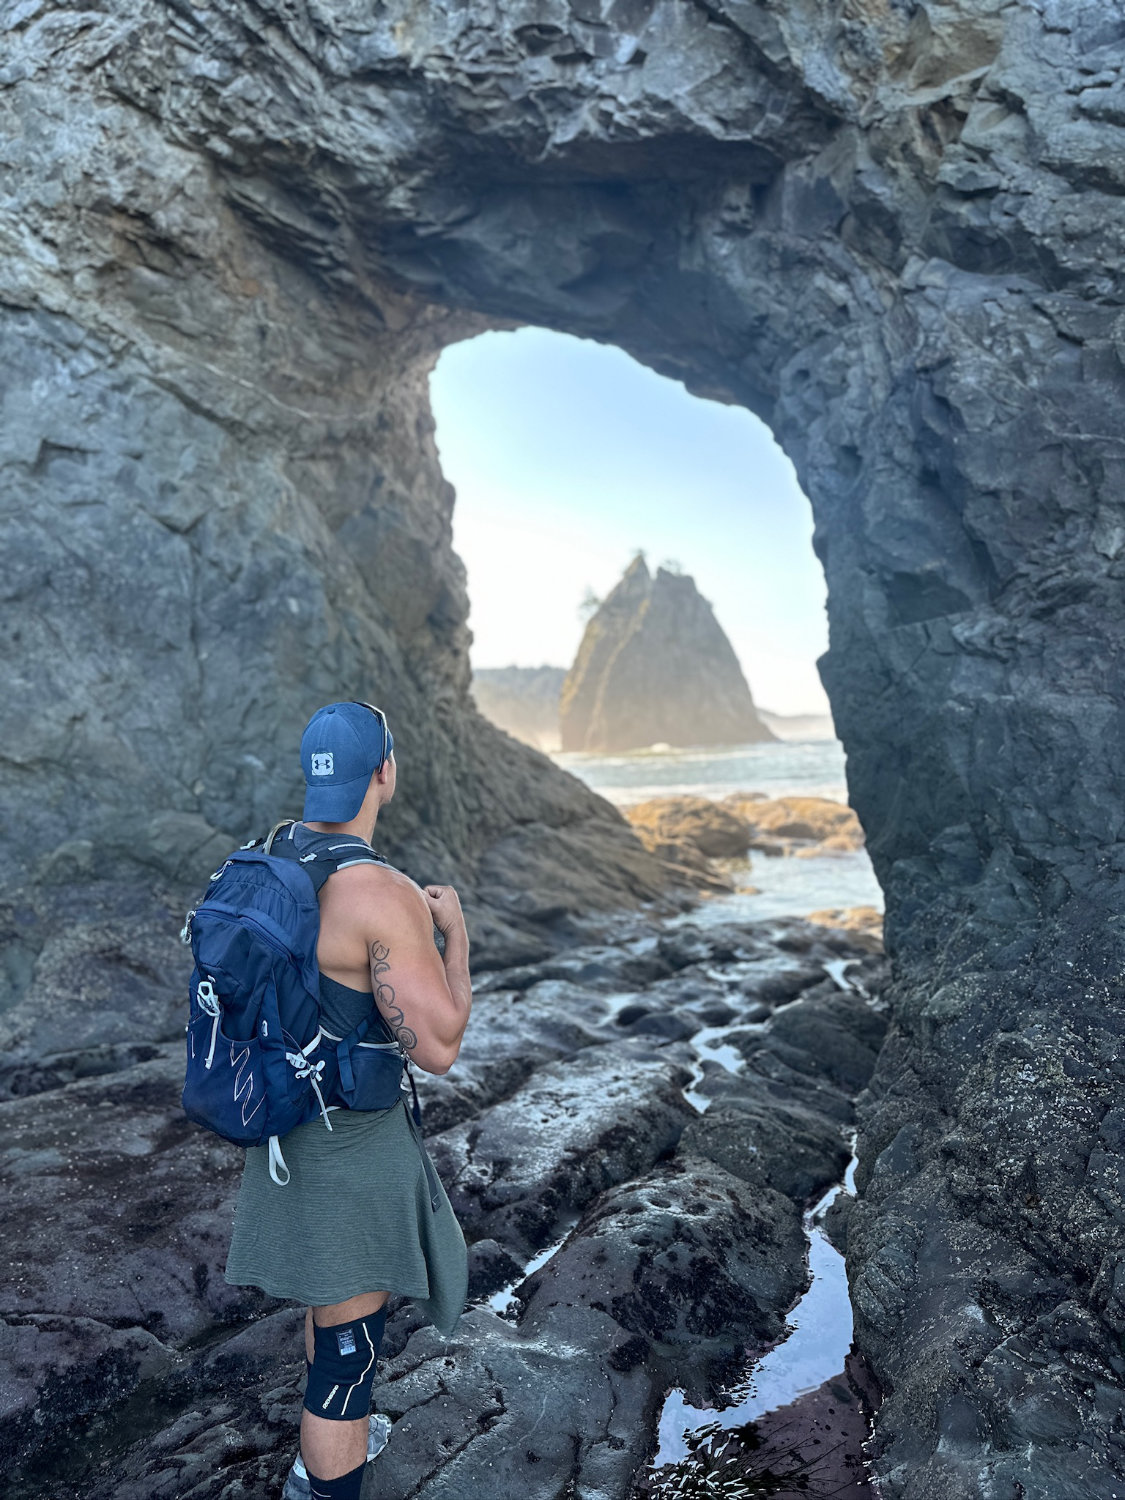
left=318, top=972, right=395, bottom=1043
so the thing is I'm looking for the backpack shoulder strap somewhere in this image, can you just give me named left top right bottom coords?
left=263, top=820, right=295, bottom=853
left=271, top=822, right=390, bottom=895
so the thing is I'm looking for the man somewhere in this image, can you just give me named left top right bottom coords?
left=223, top=701, right=473, bottom=1500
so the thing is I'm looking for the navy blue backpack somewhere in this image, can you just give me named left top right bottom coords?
left=181, top=820, right=414, bottom=1185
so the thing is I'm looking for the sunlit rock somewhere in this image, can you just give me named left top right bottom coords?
left=723, top=793, right=866, bottom=856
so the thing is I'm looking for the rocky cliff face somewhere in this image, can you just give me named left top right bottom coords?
left=560, top=556, right=774, bottom=751
left=4, top=2, right=1125, bottom=1494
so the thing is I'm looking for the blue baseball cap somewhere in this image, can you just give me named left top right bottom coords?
left=300, top=701, right=394, bottom=822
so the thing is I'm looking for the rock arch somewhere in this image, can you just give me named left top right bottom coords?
left=3, top=1, right=1125, bottom=1493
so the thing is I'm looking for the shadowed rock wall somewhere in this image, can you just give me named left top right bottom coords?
left=0, top=8, right=681, bottom=953
left=3, top=1, right=1125, bottom=1494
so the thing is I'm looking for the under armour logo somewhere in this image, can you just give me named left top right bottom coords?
left=311, top=752, right=334, bottom=776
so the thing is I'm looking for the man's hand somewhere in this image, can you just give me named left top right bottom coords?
left=424, top=884, right=466, bottom=939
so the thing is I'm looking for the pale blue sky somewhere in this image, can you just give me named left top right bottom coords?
left=430, top=327, right=830, bottom=717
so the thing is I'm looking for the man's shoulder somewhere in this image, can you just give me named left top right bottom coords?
left=327, top=858, right=428, bottom=920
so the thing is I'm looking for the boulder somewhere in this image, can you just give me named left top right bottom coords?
left=723, top=795, right=866, bottom=857
left=516, top=1156, right=808, bottom=1385
left=367, top=1306, right=659, bottom=1500
left=808, top=905, right=885, bottom=952
left=625, top=795, right=755, bottom=859
left=432, top=1045, right=695, bottom=1257
left=682, top=1100, right=853, bottom=1206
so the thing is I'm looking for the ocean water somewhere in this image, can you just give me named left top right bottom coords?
left=552, top=739, right=884, bottom=920
left=553, top=737, right=850, bottom=806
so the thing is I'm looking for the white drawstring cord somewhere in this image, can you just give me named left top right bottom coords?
left=285, top=1031, right=333, bottom=1128
left=269, top=1032, right=333, bottom=1187
left=196, top=979, right=221, bottom=1069
left=268, top=1136, right=290, bottom=1186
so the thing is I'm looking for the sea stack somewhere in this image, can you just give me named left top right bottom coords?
left=559, top=557, right=776, bottom=752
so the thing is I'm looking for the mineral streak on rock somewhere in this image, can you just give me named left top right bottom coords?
left=4, top=1, right=1125, bottom=1494
left=559, top=556, right=775, bottom=752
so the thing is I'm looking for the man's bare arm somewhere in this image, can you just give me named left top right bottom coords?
left=369, top=939, right=419, bottom=1054
left=364, top=879, right=471, bottom=1075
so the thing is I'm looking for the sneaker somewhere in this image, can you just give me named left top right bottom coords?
left=281, top=1413, right=393, bottom=1498
left=281, top=1468, right=308, bottom=1500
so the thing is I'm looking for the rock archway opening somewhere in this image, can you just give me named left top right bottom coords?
left=431, top=325, right=832, bottom=731
left=427, top=323, right=883, bottom=920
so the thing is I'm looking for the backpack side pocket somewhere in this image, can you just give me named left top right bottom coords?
left=335, top=1034, right=405, bottom=1112
left=182, top=973, right=271, bottom=1146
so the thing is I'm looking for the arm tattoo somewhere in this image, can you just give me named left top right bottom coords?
left=370, top=941, right=419, bottom=1054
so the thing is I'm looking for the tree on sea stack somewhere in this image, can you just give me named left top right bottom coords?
left=559, top=555, right=776, bottom=752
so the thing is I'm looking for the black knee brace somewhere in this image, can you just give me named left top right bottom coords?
left=303, top=1308, right=387, bottom=1422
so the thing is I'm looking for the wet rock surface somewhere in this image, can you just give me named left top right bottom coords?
left=638, top=1351, right=881, bottom=1500
left=0, top=898, right=886, bottom=1499
left=515, top=1156, right=808, bottom=1372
